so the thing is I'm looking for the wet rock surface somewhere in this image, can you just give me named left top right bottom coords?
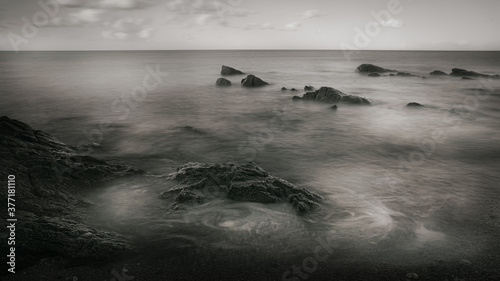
left=241, top=74, right=269, bottom=87
left=221, top=65, right=244, bottom=76
left=450, top=68, right=499, bottom=79
left=0, top=116, right=140, bottom=268
left=216, top=77, right=232, bottom=86
left=161, top=162, right=323, bottom=215
left=292, top=86, right=371, bottom=105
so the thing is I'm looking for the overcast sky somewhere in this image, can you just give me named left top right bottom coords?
left=0, top=0, right=499, bottom=51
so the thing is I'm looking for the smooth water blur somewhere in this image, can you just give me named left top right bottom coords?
left=1, top=50, right=500, bottom=265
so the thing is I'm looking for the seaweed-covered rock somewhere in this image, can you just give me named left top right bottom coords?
left=221, top=65, right=244, bottom=76
left=292, top=87, right=371, bottom=105
left=161, top=162, right=323, bottom=215
left=356, top=64, right=395, bottom=73
left=241, top=75, right=269, bottom=87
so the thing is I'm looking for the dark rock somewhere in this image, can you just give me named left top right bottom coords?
left=396, top=72, right=419, bottom=77
left=292, top=96, right=302, bottom=101
left=292, top=87, right=371, bottom=105
left=450, top=68, right=497, bottom=79
left=0, top=116, right=140, bottom=265
left=368, top=73, right=381, bottom=77
left=281, top=87, right=287, bottom=91
left=304, top=85, right=314, bottom=91
left=216, top=78, right=232, bottom=87
left=405, top=272, right=419, bottom=280
left=461, top=76, right=475, bottom=80
left=241, top=74, right=269, bottom=87
left=330, top=105, right=338, bottom=110
left=221, top=65, right=244, bottom=76
left=291, top=88, right=297, bottom=91
left=389, top=74, right=396, bottom=77
left=161, top=162, right=323, bottom=215
left=429, top=70, right=448, bottom=76
left=356, top=64, right=395, bottom=73
left=406, top=102, right=424, bottom=107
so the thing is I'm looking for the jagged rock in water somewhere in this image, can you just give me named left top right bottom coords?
left=356, top=64, right=395, bottom=73
left=216, top=78, right=232, bottom=86
left=368, top=73, right=381, bottom=77
left=241, top=74, right=269, bottom=87
left=292, top=87, right=371, bottom=105
left=450, top=68, right=498, bottom=79
left=304, top=85, right=314, bottom=91
left=406, top=102, right=424, bottom=107
left=0, top=116, right=140, bottom=265
left=161, top=162, right=323, bottom=215
left=221, top=65, right=244, bottom=76
left=396, top=72, right=419, bottom=77
left=429, top=70, right=448, bottom=76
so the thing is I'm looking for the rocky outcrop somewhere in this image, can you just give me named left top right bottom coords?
left=406, top=102, right=424, bottom=107
left=304, top=85, right=314, bottom=91
left=0, top=116, right=140, bottom=267
left=216, top=78, right=232, bottom=86
left=241, top=75, right=269, bottom=87
left=161, top=162, right=323, bottom=215
left=429, top=70, right=448, bottom=76
left=356, top=64, right=395, bottom=73
left=450, top=68, right=499, bottom=79
left=221, top=65, right=244, bottom=76
left=292, top=87, right=371, bottom=105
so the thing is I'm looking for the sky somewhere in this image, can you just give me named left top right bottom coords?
left=0, top=0, right=499, bottom=51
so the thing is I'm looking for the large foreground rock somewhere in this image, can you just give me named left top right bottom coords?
left=221, top=65, right=244, bottom=76
left=449, top=68, right=499, bottom=79
left=356, top=64, right=395, bottom=73
left=241, top=74, right=269, bottom=87
left=161, top=162, right=323, bottom=215
left=0, top=116, right=140, bottom=266
left=292, top=87, right=371, bottom=105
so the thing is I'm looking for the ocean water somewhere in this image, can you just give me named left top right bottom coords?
left=1, top=50, right=500, bottom=271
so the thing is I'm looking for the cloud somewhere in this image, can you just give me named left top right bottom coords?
left=102, top=18, right=155, bottom=39
left=380, top=18, right=404, bottom=28
left=284, top=22, right=301, bottom=31
left=243, top=22, right=275, bottom=30
left=302, top=9, right=326, bottom=19
left=195, top=14, right=213, bottom=25
left=50, top=9, right=104, bottom=26
left=57, top=0, right=149, bottom=9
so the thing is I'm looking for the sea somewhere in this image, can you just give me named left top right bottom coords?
left=1, top=50, right=500, bottom=277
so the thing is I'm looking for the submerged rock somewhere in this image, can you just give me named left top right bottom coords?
left=396, top=72, right=419, bottom=77
left=0, top=116, right=140, bottom=265
left=330, top=105, right=338, bottom=110
left=406, top=102, right=424, bottom=107
left=291, top=88, right=297, bottom=91
left=161, top=162, right=323, bottom=215
left=241, top=74, right=269, bottom=87
left=221, top=65, right=244, bottom=76
left=429, top=70, right=448, bottom=76
left=281, top=87, right=287, bottom=91
left=292, top=87, right=371, bottom=105
left=356, top=64, right=395, bottom=73
left=216, top=78, right=232, bottom=86
left=450, top=68, right=498, bottom=79
left=368, top=73, right=381, bottom=77
left=461, top=76, right=475, bottom=80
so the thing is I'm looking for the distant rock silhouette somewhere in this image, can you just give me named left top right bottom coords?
left=221, top=65, right=244, bottom=76
left=429, top=70, right=448, bottom=76
left=406, top=102, right=424, bottom=107
left=291, top=88, right=297, bottom=91
left=281, top=87, right=287, bottom=91
left=241, top=74, right=269, bottom=87
left=216, top=78, right=232, bottom=87
left=461, top=76, right=475, bottom=80
left=450, top=68, right=498, bottom=79
left=356, top=64, right=395, bottom=73
left=293, top=87, right=371, bottom=105
left=396, top=72, right=419, bottom=77
left=304, top=85, right=314, bottom=91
